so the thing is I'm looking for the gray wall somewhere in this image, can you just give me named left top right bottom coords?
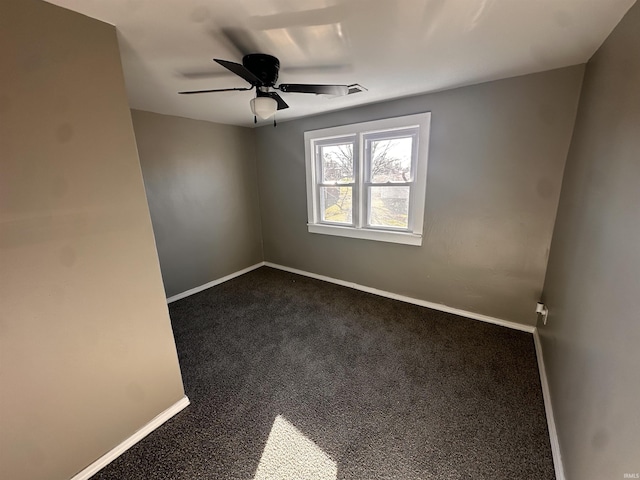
left=256, top=66, right=584, bottom=326
left=539, top=2, right=640, bottom=479
left=0, top=2, right=185, bottom=479
left=131, top=110, right=263, bottom=298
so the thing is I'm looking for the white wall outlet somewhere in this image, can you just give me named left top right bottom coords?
left=536, top=302, right=549, bottom=325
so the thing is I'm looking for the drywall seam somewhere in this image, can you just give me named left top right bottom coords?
left=69, top=396, right=190, bottom=480
left=166, top=262, right=266, bottom=303
left=533, top=328, right=565, bottom=480
left=264, top=262, right=535, bottom=333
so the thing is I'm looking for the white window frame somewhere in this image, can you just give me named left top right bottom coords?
left=304, top=112, right=431, bottom=246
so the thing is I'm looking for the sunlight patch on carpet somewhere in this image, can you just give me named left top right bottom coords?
left=253, top=415, right=337, bottom=480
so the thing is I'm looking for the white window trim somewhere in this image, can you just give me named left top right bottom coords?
left=304, top=112, right=431, bottom=246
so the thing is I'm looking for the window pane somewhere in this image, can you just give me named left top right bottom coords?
left=369, top=136, right=413, bottom=183
left=368, top=186, right=410, bottom=228
left=320, top=186, right=352, bottom=224
left=321, top=144, right=353, bottom=183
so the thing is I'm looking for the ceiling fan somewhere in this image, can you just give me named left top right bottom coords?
left=179, top=53, right=362, bottom=124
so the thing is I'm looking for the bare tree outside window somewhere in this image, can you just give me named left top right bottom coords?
left=321, top=144, right=353, bottom=223
left=370, top=137, right=412, bottom=183
left=322, top=144, right=353, bottom=183
left=367, top=137, right=413, bottom=228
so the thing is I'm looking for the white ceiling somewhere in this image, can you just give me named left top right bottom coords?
left=46, top=0, right=635, bottom=127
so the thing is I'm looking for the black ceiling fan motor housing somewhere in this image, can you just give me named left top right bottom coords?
left=242, top=53, right=279, bottom=86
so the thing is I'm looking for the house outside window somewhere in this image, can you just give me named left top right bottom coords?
left=304, top=112, right=431, bottom=246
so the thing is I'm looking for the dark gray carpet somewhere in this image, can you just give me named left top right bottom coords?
left=91, top=266, right=555, bottom=479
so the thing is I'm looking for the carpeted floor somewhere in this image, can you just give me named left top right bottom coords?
left=91, top=266, right=555, bottom=479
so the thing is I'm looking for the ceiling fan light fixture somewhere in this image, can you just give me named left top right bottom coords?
left=250, top=96, right=278, bottom=119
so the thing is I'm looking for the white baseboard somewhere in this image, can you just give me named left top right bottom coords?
left=533, top=329, right=565, bottom=480
left=70, top=396, right=190, bottom=480
left=165, top=260, right=534, bottom=333
left=167, top=262, right=265, bottom=303
left=264, top=262, right=535, bottom=333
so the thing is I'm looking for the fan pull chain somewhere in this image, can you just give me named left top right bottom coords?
left=254, top=116, right=257, bottom=124
left=273, top=117, right=277, bottom=128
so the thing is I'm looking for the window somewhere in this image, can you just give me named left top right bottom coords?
left=304, top=112, right=431, bottom=246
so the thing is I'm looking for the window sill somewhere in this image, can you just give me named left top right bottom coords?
left=307, top=223, right=423, bottom=246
